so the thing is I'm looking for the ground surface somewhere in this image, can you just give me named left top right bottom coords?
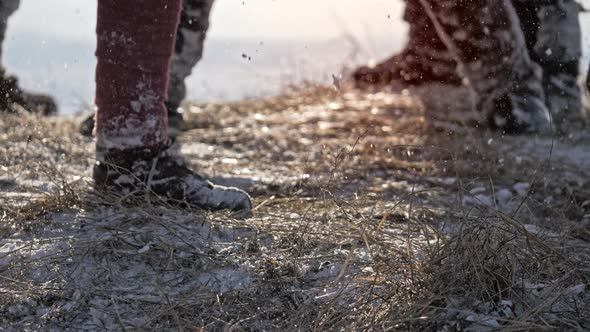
left=1, top=84, right=590, bottom=330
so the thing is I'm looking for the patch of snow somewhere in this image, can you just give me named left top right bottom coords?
left=0, top=207, right=256, bottom=329
left=469, top=187, right=486, bottom=195
left=441, top=177, right=457, bottom=185
left=197, top=265, right=253, bottom=293
left=495, top=189, right=512, bottom=207
left=513, top=182, right=530, bottom=197
left=463, top=194, right=493, bottom=208
left=96, top=113, right=166, bottom=150
left=465, top=313, right=500, bottom=328
left=568, top=284, right=586, bottom=296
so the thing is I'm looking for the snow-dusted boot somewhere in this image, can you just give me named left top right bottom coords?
left=94, top=145, right=252, bottom=217
left=489, top=92, right=552, bottom=135
left=0, top=72, right=57, bottom=115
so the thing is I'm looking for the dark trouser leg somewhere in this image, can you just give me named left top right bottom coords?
left=94, top=0, right=180, bottom=150
left=533, top=0, right=582, bottom=125
left=165, top=0, right=215, bottom=134
left=80, top=0, right=215, bottom=136
left=167, top=0, right=215, bottom=113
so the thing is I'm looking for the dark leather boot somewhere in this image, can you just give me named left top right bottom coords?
left=94, top=144, right=252, bottom=217
left=0, top=72, right=57, bottom=115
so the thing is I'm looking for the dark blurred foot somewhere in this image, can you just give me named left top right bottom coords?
left=353, top=50, right=463, bottom=88
left=0, top=73, right=57, bottom=115
left=489, top=93, right=552, bottom=135
left=79, top=114, right=95, bottom=137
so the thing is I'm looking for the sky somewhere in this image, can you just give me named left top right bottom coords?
left=7, top=0, right=406, bottom=41
left=3, top=0, right=590, bottom=114
left=3, top=0, right=408, bottom=113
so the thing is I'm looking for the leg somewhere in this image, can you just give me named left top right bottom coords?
left=0, top=0, right=56, bottom=115
left=353, top=0, right=461, bottom=87
left=533, top=0, right=582, bottom=126
left=93, top=0, right=251, bottom=215
left=511, top=1, right=542, bottom=60
left=0, top=0, right=19, bottom=63
left=80, top=0, right=216, bottom=136
left=422, top=0, right=551, bottom=133
left=167, top=0, right=215, bottom=116
left=94, top=0, right=174, bottom=150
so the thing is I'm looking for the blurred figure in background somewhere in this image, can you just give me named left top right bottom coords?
left=92, top=0, right=251, bottom=215
left=0, top=0, right=56, bottom=115
left=354, top=0, right=582, bottom=134
left=80, top=0, right=216, bottom=136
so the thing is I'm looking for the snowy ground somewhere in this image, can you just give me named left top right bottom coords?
left=1, top=85, right=589, bottom=330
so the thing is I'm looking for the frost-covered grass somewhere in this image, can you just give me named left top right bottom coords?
left=1, top=85, right=589, bottom=330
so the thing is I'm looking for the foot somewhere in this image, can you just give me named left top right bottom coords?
left=0, top=74, right=57, bottom=115
left=544, top=72, right=582, bottom=134
left=93, top=144, right=252, bottom=217
left=489, top=93, right=553, bottom=135
left=353, top=50, right=462, bottom=88
left=80, top=102, right=185, bottom=137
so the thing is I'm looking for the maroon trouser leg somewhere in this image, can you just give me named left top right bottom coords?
left=95, top=0, right=182, bottom=151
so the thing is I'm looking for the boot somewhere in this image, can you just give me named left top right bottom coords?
left=353, top=1, right=462, bottom=88
left=0, top=72, right=57, bottom=115
left=94, top=144, right=252, bottom=217
left=489, top=92, right=552, bottom=135
left=353, top=50, right=462, bottom=87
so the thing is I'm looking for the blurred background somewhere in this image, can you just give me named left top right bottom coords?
left=3, top=0, right=590, bottom=114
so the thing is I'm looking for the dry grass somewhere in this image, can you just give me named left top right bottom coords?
left=1, top=85, right=589, bottom=330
